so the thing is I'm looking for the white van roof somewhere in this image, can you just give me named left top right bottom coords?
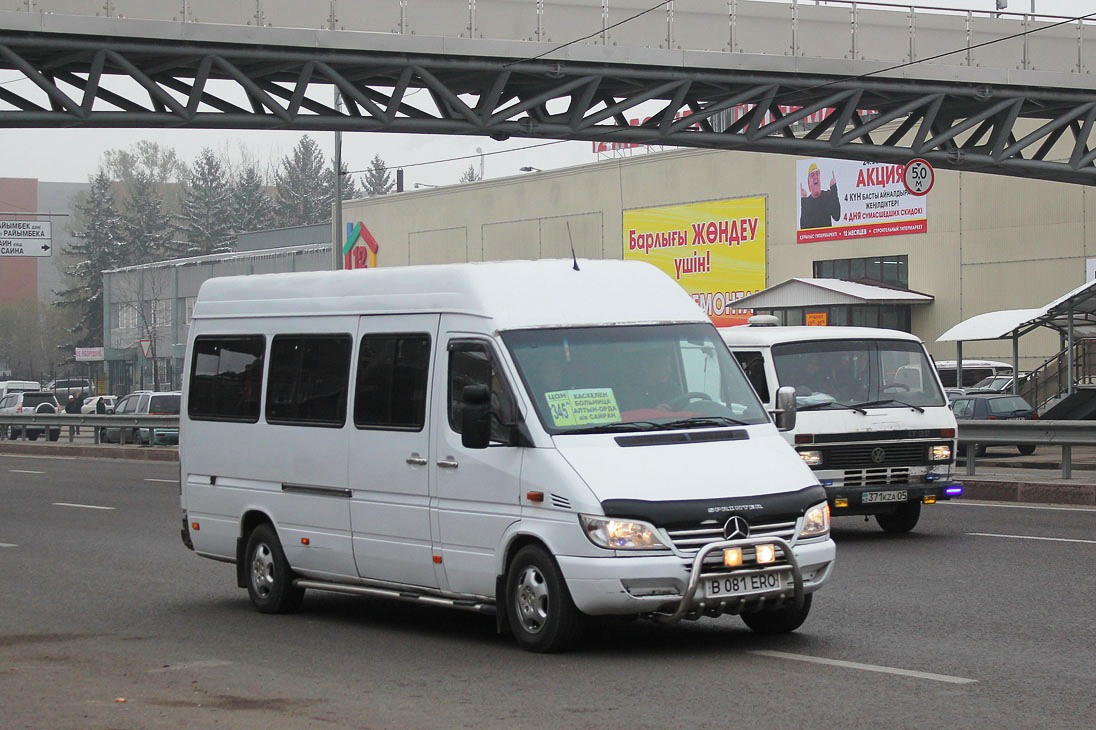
left=718, top=325, right=924, bottom=347
left=194, top=259, right=709, bottom=330
left=934, top=359, right=1013, bottom=370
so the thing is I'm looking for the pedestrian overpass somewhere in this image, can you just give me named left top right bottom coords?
left=2, top=1, right=1096, bottom=184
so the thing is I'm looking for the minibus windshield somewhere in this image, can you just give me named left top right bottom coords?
left=772, top=339, right=946, bottom=410
left=503, top=323, right=770, bottom=435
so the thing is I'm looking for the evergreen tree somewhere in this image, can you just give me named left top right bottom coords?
left=54, top=171, right=123, bottom=347
left=459, top=163, right=482, bottom=183
left=275, top=136, right=330, bottom=226
left=120, top=168, right=176, bottom=264
left=334, top=161, right=361, bottom=202
left=179, top=147, right=235, bottom=255
left=360, top=154, right=394, bottom=197
left=231, top=164, right=276, bottom=234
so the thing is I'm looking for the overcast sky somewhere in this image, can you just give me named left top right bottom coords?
left=0, top=0, right=1090, bottom=190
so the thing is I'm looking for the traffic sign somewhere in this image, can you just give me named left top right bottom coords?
left=0, top=220, right=52, bottom=257
left=139, top=339, right=153, bottom=358
left=903, top=158, right=934, bottom=196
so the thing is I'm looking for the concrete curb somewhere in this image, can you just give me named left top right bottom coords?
left=957, top=479, right=1096, bottom=506
left=0, top=442, right=178, bottom=462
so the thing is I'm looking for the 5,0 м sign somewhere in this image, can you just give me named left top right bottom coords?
left=0, top=220, right=52, bottom=257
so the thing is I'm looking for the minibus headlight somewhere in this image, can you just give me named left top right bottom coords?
left=798, top=450, right=823, bottom=467
left=799, top=502, right=830, bottom=538
left=580, top=515, right=669, bottom=550
left=930, top=444, right=952, bottom=462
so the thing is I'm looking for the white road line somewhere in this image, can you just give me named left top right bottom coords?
left=945, top=502, right=1096, bottom=513
left=0, top=542, right=17, bottom=548
left=750, top=650, right=978, bottom=685
left=9, top=469, right=45, bottom=474
left=968, top=532, right=1096, bottom=545
left=0, top=453, right=76, bottom=460
left=149, top=659, right=232, bottom=673
left=52, top=502, right=115, bottom=511
left=144, top=478, right=178, bottom=484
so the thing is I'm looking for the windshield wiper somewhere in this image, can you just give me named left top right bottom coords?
left=798, top=401, right=866, bottom=415
left=849, top=398, right=925, bottom=413
left=661, top=416, right=749, bottom=429
left=562, top=421, right=667, bottom=435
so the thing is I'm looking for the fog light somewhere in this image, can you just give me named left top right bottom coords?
left=723, top=548, right=743, bottom=567
left=834, top=497, right=849, bottom=508
left=755, top=544, right=776, bottom=564
left=923, top=495, right=937, bottom=504
left=799, top=450, right=822, bottom=467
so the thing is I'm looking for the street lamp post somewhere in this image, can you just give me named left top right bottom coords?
left=520, top=166, right=542, bottom=172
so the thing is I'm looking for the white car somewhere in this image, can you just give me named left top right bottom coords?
left=81, top=395, right=117, bottom=414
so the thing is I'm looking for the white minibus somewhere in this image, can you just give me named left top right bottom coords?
left=0, top=380, right=41, bottom=399
left=180, top=259, right=835, bottom=652
left=721, top=322, right=962, bottom=533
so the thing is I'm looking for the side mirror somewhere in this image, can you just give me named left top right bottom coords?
left=461, top=384, right=492, bottom=449
left=773, top=385, right=797, bottom=432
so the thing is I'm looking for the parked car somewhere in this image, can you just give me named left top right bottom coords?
left=81, top=395, right=117, bottom=414
left=952, top=393, right=1038, bottom=456
left=0, top=391, right=62, bottom=441
left=46, top=378, right=94, bottom=399
left=968, top=375, right=1015, bottom=392
left=102, top=391, right=180, bottom=445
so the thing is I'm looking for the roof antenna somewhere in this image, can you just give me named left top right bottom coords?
left=566, top=221, right=580, bottom=271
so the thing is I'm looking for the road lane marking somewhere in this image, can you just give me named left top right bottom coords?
left=945, top=502, right=1096, bottom=513
left=144, top=478, right=178, bottom=483
left=9, top=469, right=45, bottom=474
left=750, top=650, right=978, bottom=684
left=0, top=542, right=16, bottom=548
left=968, top=532, right=1096, bottom=545
left=52, top=502, right=115, bottom=510
left=149, top=659, right=232, bottom=673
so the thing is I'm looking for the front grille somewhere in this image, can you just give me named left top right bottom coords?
left=842, top=467, right=911, bottom=487
left=820, top=442, right=927, bottom=469
left=665, top=518, right=797, bottom=572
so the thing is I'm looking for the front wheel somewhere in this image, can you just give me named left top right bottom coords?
left=876, top=501, right=922, bottom=533
left=741, top=594, right=812, bottom=634
left=244, top=524, right=305, bottom=614
left=1017, top=444, right=1036, bottom=456
left=505, top=545, right=584, bottom=653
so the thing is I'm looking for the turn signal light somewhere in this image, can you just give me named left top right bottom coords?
left=190, top=522, right=200, bottom=531
left=300, top=537, right=310, bottom=546
left=923, top=495, right=937, bottom=505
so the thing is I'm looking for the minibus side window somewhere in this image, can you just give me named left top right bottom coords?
left=188, top=335, right=265, bottom=422
left=266, top=335, right=352, bottom=427
left=448, top=342, right=515, bottom=443
left=732, top=351, right=769, bottom=403
left=354, top=334, right=430, bottom=430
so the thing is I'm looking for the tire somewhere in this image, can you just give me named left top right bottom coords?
left=876, top=501, right=922, bottom=533
left=27, top=432, right=39, bottom=441
left=741, top=594, right=812, bottom=634
left=975, top=444, right=988, bottom=457
left=48, top=429, right=60, bottom=442
left=1017, top=444, right=1036, bottom=456
left=505, top=545, right=584, bottom=653
left=244, top=524, right=305, bottom=614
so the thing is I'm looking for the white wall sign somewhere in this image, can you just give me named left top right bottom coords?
left=0, top=220, right=52, bottom=257
left=75, top=347, right=104, bottom=362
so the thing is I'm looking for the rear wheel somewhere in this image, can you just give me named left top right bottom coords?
left=505, top=545, right=584, bottom=653
left=1017, top=444, right=1036, bottom=456
left=876, top=501, right=921, bottom=533
left=244, top=524, right=305, bottom=614
left=741, top=594, right=812, bottom=634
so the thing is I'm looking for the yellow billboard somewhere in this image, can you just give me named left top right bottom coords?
left=623, top=196, right=766, bottom=327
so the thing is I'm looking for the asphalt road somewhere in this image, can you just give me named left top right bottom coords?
left=2, top=453, right=1094, bottom=729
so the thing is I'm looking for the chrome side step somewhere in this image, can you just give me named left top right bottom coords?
left=293, top=578, right=496, bottom=615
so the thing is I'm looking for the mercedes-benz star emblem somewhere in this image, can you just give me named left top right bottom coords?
left=723, top=515, right=750, bottom=540
left=871, top=447, right=886, bottom=464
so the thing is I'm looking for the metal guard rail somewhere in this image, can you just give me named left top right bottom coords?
left=0, top=414, right=179, bottom=446
left=958, top=420, right=1096, bottom=479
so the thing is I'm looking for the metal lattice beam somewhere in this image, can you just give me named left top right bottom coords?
left=2, top=29, right=1096, bottom=184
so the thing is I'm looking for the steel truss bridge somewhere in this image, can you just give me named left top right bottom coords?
left=2, top=1, right=1096, bottom=184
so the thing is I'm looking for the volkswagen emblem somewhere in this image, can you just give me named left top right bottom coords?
left=871, top=447, right=886, bottom=464
left=723, top=515, right=750, bottom=540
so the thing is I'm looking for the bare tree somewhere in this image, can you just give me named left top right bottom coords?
left=108, top=268, right=175, bottom=391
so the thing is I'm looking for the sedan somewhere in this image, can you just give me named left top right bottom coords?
left=81, top=395, right=117, bottom=414
left=952, top=393, right=1038, bottom=456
